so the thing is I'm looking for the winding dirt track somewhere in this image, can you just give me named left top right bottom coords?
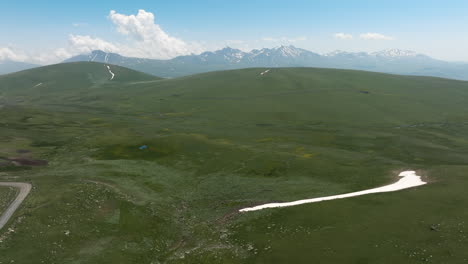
left=0, top=182, right=32, bottom=230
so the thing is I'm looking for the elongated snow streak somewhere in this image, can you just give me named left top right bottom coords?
left=106, top=65, right=115, bottom=80
left=90, top=53, right=98, bottom=62
left=239, top=171, right=426, bottom=212
left=260, top=69, right=270, bottom=75
left=105, top=53, right=109, bottom=63
left=33, top=83, right=42, bottom=87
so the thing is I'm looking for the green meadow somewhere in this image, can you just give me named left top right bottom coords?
left=0, top=62, right=468, bottom=263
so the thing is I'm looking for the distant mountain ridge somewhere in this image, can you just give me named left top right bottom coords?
left=0, top=61, right=40, bottom=75
left=63, top=46, right=468, bottom=80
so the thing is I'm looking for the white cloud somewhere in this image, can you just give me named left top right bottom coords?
left=108, top=9, right=202, bottom=59
left=27, top=35, right=120, bottom=64
left=31, top=49, right=69, bottom=65
left=68, top=34, right=120, bottom=54
left=359, top=33, right=394, bottom=40
left=225, top=40, right=246, bottom=45
left=72, top=23, right=89, bottom=27
left=6, top=35, right=121, bottom=65
left=0, top=47, right=28, bottom=62
left=333, top=33, right=353, bottom=40
left=4, top=9, right=204, bottom=65
left=262, top=36, right=307, bottom=43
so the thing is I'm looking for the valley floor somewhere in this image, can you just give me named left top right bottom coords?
left=1, top=65, right=468, bottom=263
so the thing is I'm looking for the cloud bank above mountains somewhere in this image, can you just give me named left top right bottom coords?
left=0, top=47, right=29, bottom=62
left=334, top=32, right=394, bottom=41
left=1, top=10, right=203, bottom=64
left=107, top=9, right=203, bottom=59
left=0, top=9, right=400, bottom=65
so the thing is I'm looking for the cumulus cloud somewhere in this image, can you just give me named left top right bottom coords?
left=25, top=35, right=121, bottom=64
left=0, top=47, right=28, bottom=62
left=333, top=33, right=353, bottom=40
left=6, top=34, right=120, bottom=64
left=4, top=9, right=204, bottom=64
left=108, top=9, right=202, bottom=59
left=262, top=36, right=307, bottom=43
left=359, top=33, right=394, bottom=40
left=72, top=23, right=89, bottom=27
left=68, top=34, right=120, bottom=53
left=31, top=49, right=71, bottom=65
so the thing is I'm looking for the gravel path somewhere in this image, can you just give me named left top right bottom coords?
left=0, top=182, right=32, bottom=230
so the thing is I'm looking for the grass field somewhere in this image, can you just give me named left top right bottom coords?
left=0, top=62, right=468, bottom=263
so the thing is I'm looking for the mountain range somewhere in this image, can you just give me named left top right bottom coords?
left=0, top=60, right=40, bottom=75
left=63, top=46, right=468, bottom=80
left=2, top=46, right=467, bottom=80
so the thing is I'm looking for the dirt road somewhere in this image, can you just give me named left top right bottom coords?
left=0, top=182, right=32, bottom=230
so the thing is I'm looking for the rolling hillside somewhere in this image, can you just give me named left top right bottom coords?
left=1, top=63, right=468, bottom=263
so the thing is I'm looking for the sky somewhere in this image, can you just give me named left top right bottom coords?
left=1, top=0, right=468, bottom=64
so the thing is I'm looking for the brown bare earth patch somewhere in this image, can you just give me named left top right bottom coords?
left=0, top=157, right=48, bottom=166
left=9, top=158, right=48, bottom=166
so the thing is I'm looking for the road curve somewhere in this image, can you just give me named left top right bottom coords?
left=0, top=182, right=32, bottom=230
left=240, top=171, right=426, bottom=212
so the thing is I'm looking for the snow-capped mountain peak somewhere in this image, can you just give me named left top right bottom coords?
left=273, top=45, right=305, bottom=57
left=63, top=46, right=453, bottom=80
left=324, top=49, right=420, bottom=58
left=324, top=50, right=347, bottom=57
left=371, top=49, right=419, bottom=58
left=199, top=47, right=246, bottom=63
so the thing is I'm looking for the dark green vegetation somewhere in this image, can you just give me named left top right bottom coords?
left=1, top=62, right=468, bottom=263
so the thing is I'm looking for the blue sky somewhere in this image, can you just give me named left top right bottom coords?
left=1, top=0, right=468, bottom=64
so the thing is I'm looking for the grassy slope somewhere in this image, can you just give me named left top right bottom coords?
left=0, top=63, right=468, bottom=263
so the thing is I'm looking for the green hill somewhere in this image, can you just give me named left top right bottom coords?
left=0, top=61, right=158, bottom=92
left=1, top=63, right=468, bottom=263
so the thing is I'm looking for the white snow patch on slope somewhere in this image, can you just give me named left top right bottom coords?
left=239, top=171, right=426, bottom=212
left=33, top=83, right=43, bottom=87
left=372, top=49, right=418, bottom=58
left=90, top=53, right=98, bottom=62
left=260, top=69, right=270, bottom=76
left=106, top=65, right=115, bottom=80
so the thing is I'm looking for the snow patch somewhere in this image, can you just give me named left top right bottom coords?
left=260, top=69, right=270, bottom=76
left=239, top=171, right=426, bottom=212
left=371, top=49, right=418, bottom=58
left=324, top=49, right=419, bottom=58
left=33, top=83, right=43, bottom=87
left=278, top=46, right=302, bottom=57
left=90, top=53, right=98, bottom=62
left=106, top=65, right=115, bottom=80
